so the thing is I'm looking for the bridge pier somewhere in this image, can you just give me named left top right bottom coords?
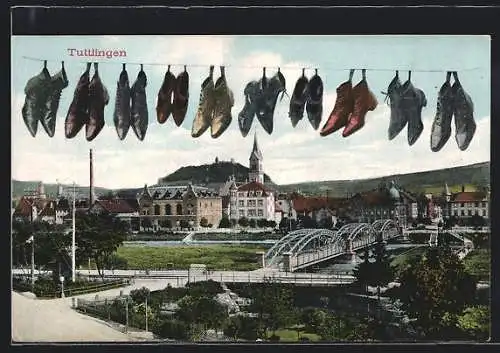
left=283, top=252, right=292, bottom=272
left=350, top=251, right=357, bottom=264
left=256, top=251, right=266, bottom=268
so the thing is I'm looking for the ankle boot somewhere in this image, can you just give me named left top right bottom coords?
left=113, top=64, right=131, bottom=140
left=22, top=63, right=52, bottom=137
left=192, top=66, right=215, bottom=138
left=65, top=63, right=92, bottom=139
left=41, top=62, right=69, bottom=138
left=320, top=70, right=355, bottom=137
left=430, top=72, right=454, bottom=152
left=172, top=68, right=189, bottom=127
left=256, top=69, right=286, bottom=135
left=156, top=66, right=176, bottom=124
left=211, top=67, right=234, bottom=138
left=342, top=72, right=377, bottom=138
left=87, top=63, right=109, bottom=141
left=385, top=71, right=406, bottom=140
left=289, top=71, right=309, bottom=128
left=398, top=72, right=426, bottom=146
left=131, top=65, right=149, bottom=141
left=306, top=70, right=323, bottom=130
left=238, top=80, right=260, bottom=137
left=451, top=72, right=476, bottom=151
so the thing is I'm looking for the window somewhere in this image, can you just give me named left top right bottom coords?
left=475, top=210, right=479, bottom=216
left=239, top=200, right=244, bottom=207
left=154, top=205, right=161, bottom=215
left=248, top=209, right=257, bottom=217
left=258, top=200, right=263, bottom=207
left=176, top=204, right=183, bottom=215
left=475, top=202, right=479, bottom=208
left=479, top=210, right=483, bottom=216
left=258, top=209, right=264, bottom=217
left=468, top=210, right=472, bottom=216
left=461, top=203, right=464, bottom=208
left=165, top=204, right=172, bottom=215
left=483, top=202, right=487, bottom=208
left=454, top=210, right=458, bottom=216
left=239, top=210, right=245, bottom=217
left=461, top=210, right=465, bottom=216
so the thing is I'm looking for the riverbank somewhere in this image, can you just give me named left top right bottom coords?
left=116, top=245, right=267, bottom=271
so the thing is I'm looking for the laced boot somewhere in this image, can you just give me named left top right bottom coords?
left=384, top=71, right=406, bottom=140
left=22, top=61, right=52, bottom=137
left=172, top=67, right=189, bottom=127
left=211, top=67, right=234, bottom=138
left=430, top=72, right=454, bottom=152
left=451, top=71, right=476, bottom=151
left=238, top=80, right=261, bottom=137
left=256, top=69, right=287, bottom=135
left=306, top=69, right=323, bottom=130
left=65, top=63, right=91, bottom=139
left=289, top=70, right=309, bottom=128
left=130, top=65, right=149, bottom=141
left=156, top=66, right=176, bottom=124
left=320, top=70, right=355, bottom=137
left=41, top=62, right=69, bottom=138
left=342, top=70, right=377, bottom=137
left=192, top=66, right=215, bottom=138
left=86, top=63, right=109, bottom=141
left=113, top=64, right=131, bottom=140
left=398, top=72, right=426, bottom=146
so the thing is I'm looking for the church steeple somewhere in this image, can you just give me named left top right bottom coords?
left=249, top=132, right=264, bottom=184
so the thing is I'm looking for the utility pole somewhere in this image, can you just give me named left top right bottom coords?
left=145, top=295, right=149, bottom=332
left=31, top=235, right=35, bottom=290
left=125, top=297, right=129, bottom=333
left=72, top=182, right=76, bottom=282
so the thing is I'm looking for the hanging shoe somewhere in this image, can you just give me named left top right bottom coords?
left=399, top=72, right=426, bottom=146
left=156, top=66, right=176, bottom=124
left=65, top=63, right=92, bottom=139
left=238, top=80, right=260, bottom=137
left=211, top=67, right=234, bottom=138
left=342, top=70, right=377, bottom=137
left=451, top=71, right=476, bottom=151
left=289, top=70, right=309, bottom=128
left=40, top=62, right=69, bottom=138
left=256, top=68, right=286, bottom=135
left=131, top=65, right=149, bottom=141
left=172, top=67, right=189, bottom=127
left=319, top=70, right=355, bottom=137
left=87, top=63, right=109, bottom=141
left=384, top=71, right=406, bottom=140
left=192, top=66, right=216, bottom=138
left=430, top=72, right=454, bottom=152
left=22, top=61, right=52, bottom=137
left=113, top=63, right=131, bottom=140
left=305, top=69, right=323, bottom=130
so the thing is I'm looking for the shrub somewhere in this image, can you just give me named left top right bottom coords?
left=130, top=287, right=150, bottom=304
left=238, top=217, right=249, bottom=227
left=219, top=216, right=231, bottom=228
left=154, top=319, right=189, bottom=340
left=200, top=218, right=208, bottom=227
left=249, top=219, right=257, bottom=228
left=33, top=276, right=57, bottom=297
left=269, top=334, right=280, bottom=342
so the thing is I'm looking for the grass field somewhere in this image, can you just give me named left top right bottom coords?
left=390, top=246, right=428, bottom=273
left=463, top=249, right=491, bottom=282
left=270, top=329, right=321, bottom=342
left=116, top=245, right=267, bottom=271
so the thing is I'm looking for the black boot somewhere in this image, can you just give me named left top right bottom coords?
left=41, top=62, right=69, bottom=138
left=22, top=61, right=52, bottom=137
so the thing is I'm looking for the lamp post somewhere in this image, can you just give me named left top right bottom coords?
left=30, top=235, right=35, bottom=289
left=60, top=276, right=65, bottom=298
left=71, top=182, right=76, bottom=282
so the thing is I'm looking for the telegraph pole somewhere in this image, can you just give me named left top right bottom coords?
left=31, top=235, right=35, bottom=289
left=72, top=182, right=76, bottom=282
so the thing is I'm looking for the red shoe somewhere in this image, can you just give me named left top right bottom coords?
left=319, top=71, right=355, bottom=137
left=342, top=72, right=377, bottom=137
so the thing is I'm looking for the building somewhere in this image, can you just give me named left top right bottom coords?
left=436, top=184, right=490, bottom=222
left=289, top=192, right=347, bottom=227
left=88, top=198, right=140, bottom=226
left=138, top=183, right=223, bottom=230
left=228, top=133, right=276, bottom=222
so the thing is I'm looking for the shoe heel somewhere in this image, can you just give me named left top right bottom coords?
left=368, top=92, right=378, bottom=111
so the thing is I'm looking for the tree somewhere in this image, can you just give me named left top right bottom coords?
left=75, top=213, right=127, bottom=279
left=267, top=220, right=277, bottom=228
left=353, top=249, right=372, bottom=293
left=219, top=216, right=231, bottom=228
left=279, top=217, right=290, bottom=232
left=370, top=242, right=394, bottom=300
left=393, top=246, right=477, bottom=339
left=249, top=218, right=257, bottom=228
left=179, top=219, right=190, bottom=229
left=238, top=217, right=249, bottom=227
left=257, top=218, right=267, bottom=228
left=456, top=305, right=490, bottom=341
left=224, top=315, right=259, bottom=341
left=130, top=287, right=150, bottom=304
left=200, top=217, right=208, bottom=227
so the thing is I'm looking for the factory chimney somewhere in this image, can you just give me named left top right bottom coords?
left=89, top=148, right=94, bottom=207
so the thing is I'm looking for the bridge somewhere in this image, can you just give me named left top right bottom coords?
left=264, top=219, right=401, bottom=272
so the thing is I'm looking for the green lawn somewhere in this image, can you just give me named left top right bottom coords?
left=390, top=246, right=427, bottom=273
left=463, top=249, right=491, bottom=281
left=116, top=245, right=267, bottom=271
left=271, top=329, right=321, bottom=342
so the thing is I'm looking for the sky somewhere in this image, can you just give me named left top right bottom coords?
left=11, top=35, right=490, bottom=189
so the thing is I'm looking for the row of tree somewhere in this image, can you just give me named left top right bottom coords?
left=218, top=216, right=276, bottom=229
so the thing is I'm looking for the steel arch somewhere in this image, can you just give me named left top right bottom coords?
left=265, top=229, right=321, bottom=266
left=288, top=229, right=342, bottom=255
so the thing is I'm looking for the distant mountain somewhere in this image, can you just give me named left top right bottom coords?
left=278, top=161, right=490, bottom=197
left=158, top=161, right=276, bottom=186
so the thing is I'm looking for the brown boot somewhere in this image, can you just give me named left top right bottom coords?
left=156, top=66, right=176, bottom=124
left=211, top=67, right=234, bottom=138
left=319, top=70, right=355, bottom=137
left=87, top=63, right=109, bottom=141
left=342, top=70, right=377, bottom=137
left=192, top=66, right=215, bottom=138
left=172, top=67, right=189, bottom=127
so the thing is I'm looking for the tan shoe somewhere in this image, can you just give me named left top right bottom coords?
left=211, top=67, right=234, bottom=138
left=192, top=66, right=215, bottom=138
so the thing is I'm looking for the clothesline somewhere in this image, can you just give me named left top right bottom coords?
left=21, top=56, right=482, bottom=73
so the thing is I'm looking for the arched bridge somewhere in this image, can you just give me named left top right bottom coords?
left=265, top=219, right=401, bottom=272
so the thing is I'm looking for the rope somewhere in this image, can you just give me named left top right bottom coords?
left=21, top=56, right=482, bottom=73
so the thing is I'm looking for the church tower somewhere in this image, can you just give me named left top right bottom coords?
left=249, top=132, right=264, bottom=184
